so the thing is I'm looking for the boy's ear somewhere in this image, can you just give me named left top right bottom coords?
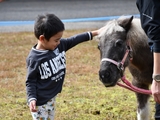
left=39, top=35, right=45, bottom=42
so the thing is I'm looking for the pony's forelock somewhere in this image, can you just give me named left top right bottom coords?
left=98, top=19, right=125, bottom=39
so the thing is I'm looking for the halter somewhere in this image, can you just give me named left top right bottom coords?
left=101, top=46, right=131, bottom=76
left=101, top=45, right=152, bottom=95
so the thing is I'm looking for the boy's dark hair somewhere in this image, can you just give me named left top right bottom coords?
left=34, top=13, right=65, bottom=40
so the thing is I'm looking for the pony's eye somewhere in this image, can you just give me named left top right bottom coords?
left=97, top=44, right=100, bottom=50
left=115, top=39, right=123, bottom=47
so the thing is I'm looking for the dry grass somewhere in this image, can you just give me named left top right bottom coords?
left=0, top=30, right=155, bottom=120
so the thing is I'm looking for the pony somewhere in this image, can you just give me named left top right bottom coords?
left=97, top=16, right=153, bottom=120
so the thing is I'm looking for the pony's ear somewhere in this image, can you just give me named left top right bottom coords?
left=118, top=16, right=134, bottom=32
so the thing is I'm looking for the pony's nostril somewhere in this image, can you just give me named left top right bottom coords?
left=101, top=75, right=105, bottom=79
left=104, top=72, right=110, bottom=78
left=99, top=70, right=110, bottom=79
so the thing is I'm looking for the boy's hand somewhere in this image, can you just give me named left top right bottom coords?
left=91, top=26, right=106, bottom=37
left=29, top=100, right=37, bottom=112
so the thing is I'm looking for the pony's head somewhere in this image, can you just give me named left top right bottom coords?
left=97, top=16, right=134, bottom=87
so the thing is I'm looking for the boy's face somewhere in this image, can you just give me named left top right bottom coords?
left=42, top=31, right=63, bottom=50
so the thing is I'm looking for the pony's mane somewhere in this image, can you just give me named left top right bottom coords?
left=98, top=17, right=148, bottom=52
left=125, top=18, right=148, bottom=52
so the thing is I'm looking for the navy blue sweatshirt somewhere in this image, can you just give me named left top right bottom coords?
left=26, top=32, right=92, bottom=106
left=136, top=0, right=160, bottom=52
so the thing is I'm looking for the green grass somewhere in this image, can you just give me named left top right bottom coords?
left=0, top=30, right=155, bottom=120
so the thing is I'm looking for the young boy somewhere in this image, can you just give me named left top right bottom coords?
left=26, top=13, right=103, bottom=120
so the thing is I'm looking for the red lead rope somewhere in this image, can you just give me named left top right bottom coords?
left=117, top=76, right=152, bottom=95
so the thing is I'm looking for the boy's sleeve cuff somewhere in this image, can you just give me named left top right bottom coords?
left=28, top=98, right=37, bottom=105
left=88, top=32, right=93, bottom=40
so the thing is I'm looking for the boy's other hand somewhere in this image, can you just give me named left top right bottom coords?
left=29, top=100, right=37, bottom=112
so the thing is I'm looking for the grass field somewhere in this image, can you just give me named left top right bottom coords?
left=0, top=29, right=155, bottom=120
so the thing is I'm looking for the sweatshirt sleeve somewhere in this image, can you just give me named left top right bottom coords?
left=136, top=0, right=160, bottom=52
left=26, top=58, right=38, bottom=104
left=60, top=32, right=93, bottom=51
